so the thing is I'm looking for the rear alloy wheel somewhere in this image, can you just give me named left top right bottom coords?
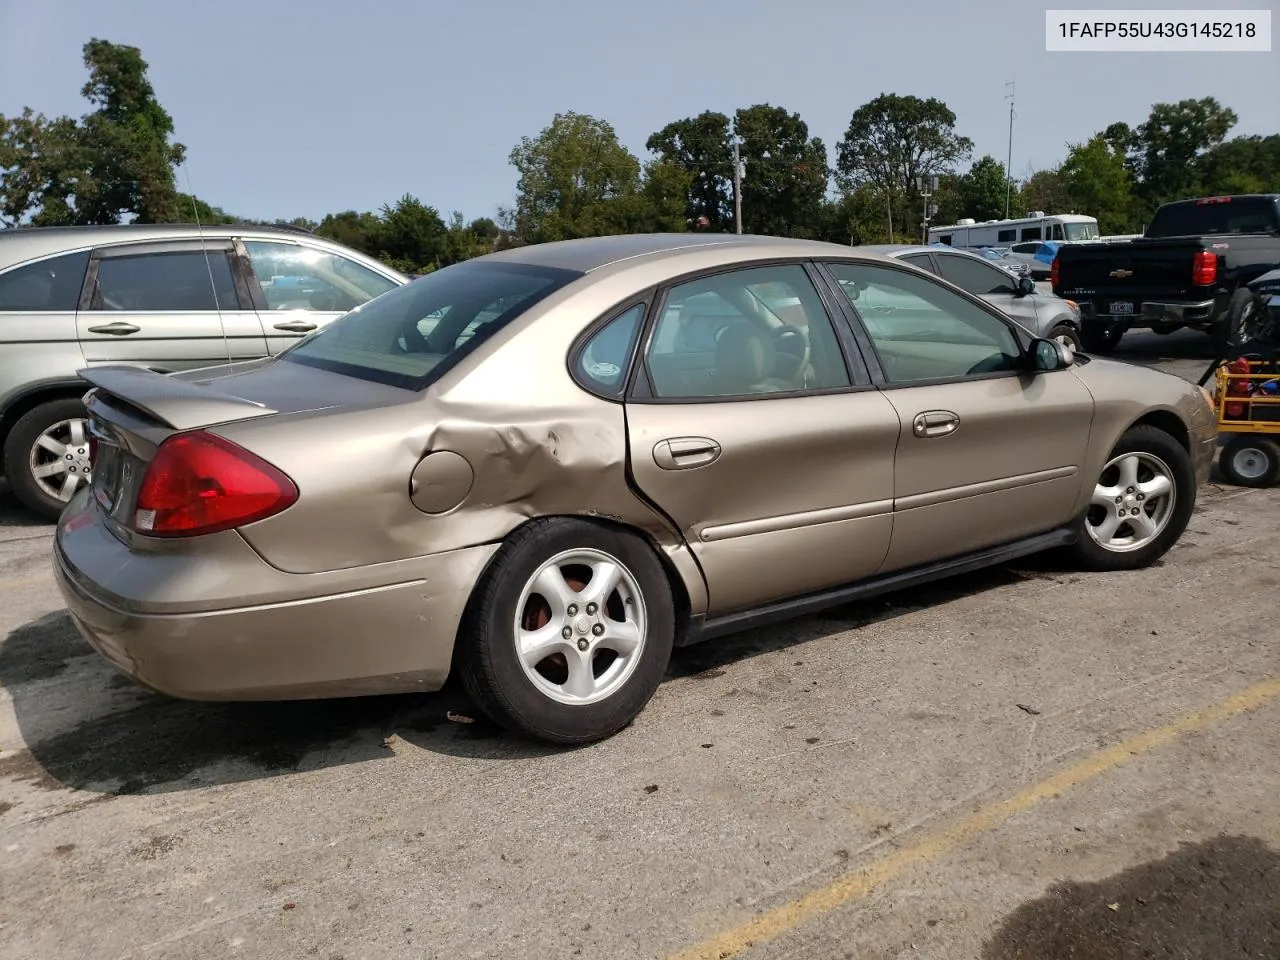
left=1069, top=425, right=1196, bottom=571
left=1219, top=436, right=1280, bottom=488
left=456, top=518, right=675, bottom=744
left=2, top=397, right=93, bottom=521
left=1048, top=323, right=1082, bottom=353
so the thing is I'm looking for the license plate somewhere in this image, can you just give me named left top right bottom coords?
left=1108, top=301, right=1135, bottom=315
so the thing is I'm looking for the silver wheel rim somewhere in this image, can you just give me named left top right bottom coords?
left=1086, top=452, right=1176, bottom=553
left=1231, top=446, right=1270, bottom=481
left=1054, top=330, right=1079, bottom=350
left=28, top=418, right=92, bottom=503
left=512, top=548, right=648, bottom=706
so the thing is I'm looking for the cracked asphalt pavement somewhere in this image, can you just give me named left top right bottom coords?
left=2, top=329, right=1278, bottom=959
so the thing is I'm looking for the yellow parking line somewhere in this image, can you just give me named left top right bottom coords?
left=0, top=573, right=52, bottom=592
left=668, top=676, right=1280, bottom=960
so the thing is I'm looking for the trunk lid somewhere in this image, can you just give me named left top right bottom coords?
left=81, top=359, right=413, bottom=539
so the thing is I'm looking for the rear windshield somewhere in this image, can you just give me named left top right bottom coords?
left=1145, top=198, right=1280, bottom=238
left=281, top=260, right=581, bottom=390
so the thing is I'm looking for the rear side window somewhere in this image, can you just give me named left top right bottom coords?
left=282, top=260, right=581, bottom=390
left=92, top=250, right=240, bottom=311
left=0, top=250, right=90, bottom=311
left=574, top=303, right=645, bottom=397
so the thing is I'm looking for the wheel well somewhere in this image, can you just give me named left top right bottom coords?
left=501, top=514, right=695, bottom=642
left=1130, top=409, right=1189, bottom=452
left=0, top=385, right=88, bottom=449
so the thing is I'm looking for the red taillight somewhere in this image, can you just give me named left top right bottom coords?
left=1050, top=255, right=1060, bottom=287
left=134, top=431, right=298, bottom=537
left=1192, top=250, right=1218, bottom=286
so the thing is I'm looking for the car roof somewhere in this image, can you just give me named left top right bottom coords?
left=482, top=233, right=892, bottom=273
left=0, top=222, right=389, bottom=271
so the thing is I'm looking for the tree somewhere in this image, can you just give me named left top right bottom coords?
left=74, top=39, right=186, bottom=223
left=507, top=111, right=644, bottom=243
left=944, top=155, right=1012, bottom=223
left=646, top=111, right=733, bottom=229
left=835, top=93, right=972, bottom=239
left=1019, top=167, right=1067, bottom=216
left=1057, top=135, right=1138, bottom=235
left=733, top=104, right=828, bottom=238
left=1198, top=134, right=1280, bottom=195
left=170, top=192, right=237, bottom=224
left=1129, top=97, right=1238, bottom=205
left=315, top=210, right=383, bottom=256
left=375, top=194, right=446, bottom=273
left=0, top=39, right=185, bottom=225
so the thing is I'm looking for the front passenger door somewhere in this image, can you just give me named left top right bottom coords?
left=823, top=260, right=1094, bottom=573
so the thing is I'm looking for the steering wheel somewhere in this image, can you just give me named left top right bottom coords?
left=771, top=325, right=810, bottom=382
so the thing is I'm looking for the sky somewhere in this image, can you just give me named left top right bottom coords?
left=1, top=0, right=1276, bottom=225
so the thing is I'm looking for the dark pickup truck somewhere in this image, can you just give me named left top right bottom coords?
left=1051, top=194, right=1280, bottom=352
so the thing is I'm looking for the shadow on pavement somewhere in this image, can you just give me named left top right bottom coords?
left=982, top=834, right=1280, bottom=959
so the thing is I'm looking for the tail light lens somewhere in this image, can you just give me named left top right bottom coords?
left=1050, top=255, right=1060, bottom=287
left=1192, top=250, right=1218, bottom=286
left=134, top=431, right=298, bottom=537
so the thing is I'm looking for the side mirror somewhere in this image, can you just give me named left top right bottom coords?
left=1031, top=337, right=1073, bottom=372
left=1016, top=275, right=1036, bottom=296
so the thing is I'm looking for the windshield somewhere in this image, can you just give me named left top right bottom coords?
left=1063, top=222, right=1100, bottom=241
left=282, top=260, right=582, bottom=390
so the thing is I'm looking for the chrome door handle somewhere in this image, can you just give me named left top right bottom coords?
left=273, top=320, right=317, bottom=332
left=86, top=322, right=140, bottom=336
left=912, top=410, right=960, bottom=438
left=653, top=437, right=721, bottom=470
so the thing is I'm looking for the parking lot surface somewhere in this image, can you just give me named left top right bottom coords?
left=2, top=330, right=1277, bottom=960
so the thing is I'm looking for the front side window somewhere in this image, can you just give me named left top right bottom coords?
left=243, top=241, right=399, bottom=312
left=282, top=260, right=580, bottom=390
left=644, top=263, right=850, bottom=400
left=826, top=261, right=1022, bottom=384
left=0, top=250, right=89, bottom=311
left=575, top=303, right=645, bottom=397
left=936, top=254, right=1017, bottom=295
left=92, top=250, right=239, bottom=311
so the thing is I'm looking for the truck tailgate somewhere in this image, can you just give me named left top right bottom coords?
left=1058, top=240, right=1202, bottom=299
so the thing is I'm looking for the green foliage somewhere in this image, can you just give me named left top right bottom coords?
left=1057, top=135, right=1138, bottom=234
left=934, top=155, right=1014, bottom=225
left=835, top=93, right=973, bottom=239
left=646, top=111, right=733, bottom=229
left=733, top=104, right=828, bottom=238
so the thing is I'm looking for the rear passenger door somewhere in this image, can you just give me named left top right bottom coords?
left=78, top=240, right=268, bottom=370
left=238, top=239, right=401, bottom=354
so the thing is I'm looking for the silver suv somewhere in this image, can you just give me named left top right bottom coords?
left=0, top=224, right=406, bottom=519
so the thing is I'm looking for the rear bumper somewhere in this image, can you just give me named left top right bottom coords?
left=52, top=495, right=498, bottom=700
left=1077, top=298, right=1217, bottom=329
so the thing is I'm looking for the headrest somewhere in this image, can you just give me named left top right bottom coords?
left=714, top=324, right=774, bottom=392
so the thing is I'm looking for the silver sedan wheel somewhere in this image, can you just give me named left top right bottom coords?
left=1086, top=451, right=1176, bottom=552
left=28, top=418, right=93, bottom=503
left=1054, top=329, right=1081, bottom=350
left=512, top=548, right=648, bottom=706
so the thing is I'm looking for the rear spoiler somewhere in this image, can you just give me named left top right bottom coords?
left=78, top=365, right=278, bottom=431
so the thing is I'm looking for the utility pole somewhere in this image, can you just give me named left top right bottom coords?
left=1005, top=80, right=1016, bottom=219
left=732, top=139, right=744, bottom=234
left=917, top=175, right=938, bottom=245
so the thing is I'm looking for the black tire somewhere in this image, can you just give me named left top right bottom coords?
left=1218, top=435, right=1280, bottom=488
left=1068, top=425, right=1197, bottom=572
left=1081, top=325, right=1124, bottom=353
left=1211, top=288, right=1256, bottom=352
left=455, top=517, right=676, bottom=745
left=2, top=397, right=91, bottom=521
left=1047, top=322, right=1082, bottom=352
